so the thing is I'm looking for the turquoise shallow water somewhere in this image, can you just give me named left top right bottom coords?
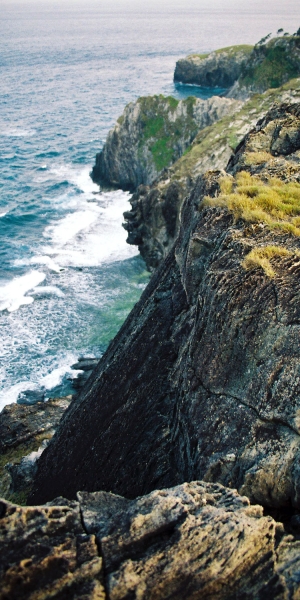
left=0, top=1, right=299, bottom=408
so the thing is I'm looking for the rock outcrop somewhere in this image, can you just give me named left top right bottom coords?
left=30, top=103, right=300, bottom=513
left=174, top=45, right=253, bottom=88
left=1, top=482, right=300, bottom=599
left=123, top=81, right=300, bottom=270
left=0, top=396, right=71, bottom=503
left=92, top=94, right=238, bottom=191
left=229, top=33, right=300, bottom=99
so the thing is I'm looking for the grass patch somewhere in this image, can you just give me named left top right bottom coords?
left=242, top=245, right=295, bottom=277
left=215, top=44, right=253, bottom=56
left=138, top=95, right=200, bottom=174
left=244, top=151, right=271, bottom=165
left=150, top=138, right=174, bottom=171
left=203, top=171, right=300, bottom=236
left=187, top=53, right=209, bottom=60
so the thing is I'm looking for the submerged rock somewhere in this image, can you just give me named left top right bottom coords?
left=92, top=94, right=238, bottom=191
left=17, top=389, right=45, bottom=405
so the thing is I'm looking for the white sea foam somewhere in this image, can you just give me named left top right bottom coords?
left=0, top=352, right=80, bottom=410
left=40, top=357, right=80, bottom=391
left=0, top=212, right=7, bottom=218
left=0, top=381, right=39, bottom=411
left=1, top=127, right=36, bottom=138
left=31, top=286, right=65, bottom=298
left=44, top=207, right=101, bottom=246
left=15, top=255, right=62, bottom=273
left=0, top=271, right=46, bottom=312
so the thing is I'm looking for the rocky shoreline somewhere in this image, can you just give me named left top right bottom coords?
left=2, top=32, right=300, bottom=599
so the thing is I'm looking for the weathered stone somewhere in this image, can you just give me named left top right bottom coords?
left=174, top=45, right=253, bottom=88
left=78, top=482, right=288, bottom=600
left=0, top=498, right=105, bottom=600
left=0, top=396, right=72, bottom=452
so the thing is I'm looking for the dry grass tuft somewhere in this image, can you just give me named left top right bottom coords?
left=242, top=245, right=296, bottom=277
left=204, top=171, right=300, bottom=236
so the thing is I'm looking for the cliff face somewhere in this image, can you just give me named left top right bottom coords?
left=174, top=45, right=253, bottom=88
left=30, top=103, right=300, bottom=512
left=91, top=94, right=238, bottom=191
left=124, top=81, right=300, bottom=270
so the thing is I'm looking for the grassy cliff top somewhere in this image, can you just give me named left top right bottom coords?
left=204, top=171, right=300, bottom=277
left=186, top=45, right=253, bottom=61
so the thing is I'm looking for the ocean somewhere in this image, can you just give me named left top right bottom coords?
left=0, top=0, right=299, bottom=409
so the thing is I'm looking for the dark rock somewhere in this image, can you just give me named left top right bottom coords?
left=30, top=104, right=300, bottom=510
left=71, top=358, right=99, bottom=371
left=0, top=396, right=72, bottom=452
left=17, top=389, right=45, bottom=405
left=0, top=397, right=72, bottom=503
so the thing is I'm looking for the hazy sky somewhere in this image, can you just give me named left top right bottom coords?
left=1, top=0, right=299, bottom=9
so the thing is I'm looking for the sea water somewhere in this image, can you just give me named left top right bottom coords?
left=0, top=0, right=299, bottom=408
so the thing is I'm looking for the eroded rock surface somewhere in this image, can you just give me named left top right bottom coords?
left=92, top=94, right=238, bottom=191
left=0, top=497, right=105, bottom=600
left=1, top=482, right=300, bottom=599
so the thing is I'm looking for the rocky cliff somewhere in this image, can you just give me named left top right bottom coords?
left=124, top=80, right=300, bottom=270
left=229, top=33, right=300, bottom=99
left=174, top=45, right=253, bottom=88
left=92, top=94, right=238, bottom=191
left=2, top=482, right=300, bottom=599
left=30, top=103, right=300, bottom=515
left=174, top=33, right=300, bottom=100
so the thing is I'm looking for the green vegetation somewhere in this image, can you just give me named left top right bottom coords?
left=137, top=95, right=200, bottom=172
left=204, top=171, right=300, bottom=236
left=239, top=37, right=300, bottom=90
left=242, top=245, right=295, bottom=277
left=214, top=44, right=253, bottom=56
left=187, top=53, right=209, bottom=60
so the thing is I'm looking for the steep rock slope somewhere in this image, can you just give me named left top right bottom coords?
left=2, top=482, right=300, bottom=599
left=92, top=94, right=238, bottom=191
left=30, top=103, right=300, bottom=511
left=229, top=33, right=300, bottom=99
left=174, top=45, right=253, bottom=88
left=124, top=80, right=300, bottom=270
